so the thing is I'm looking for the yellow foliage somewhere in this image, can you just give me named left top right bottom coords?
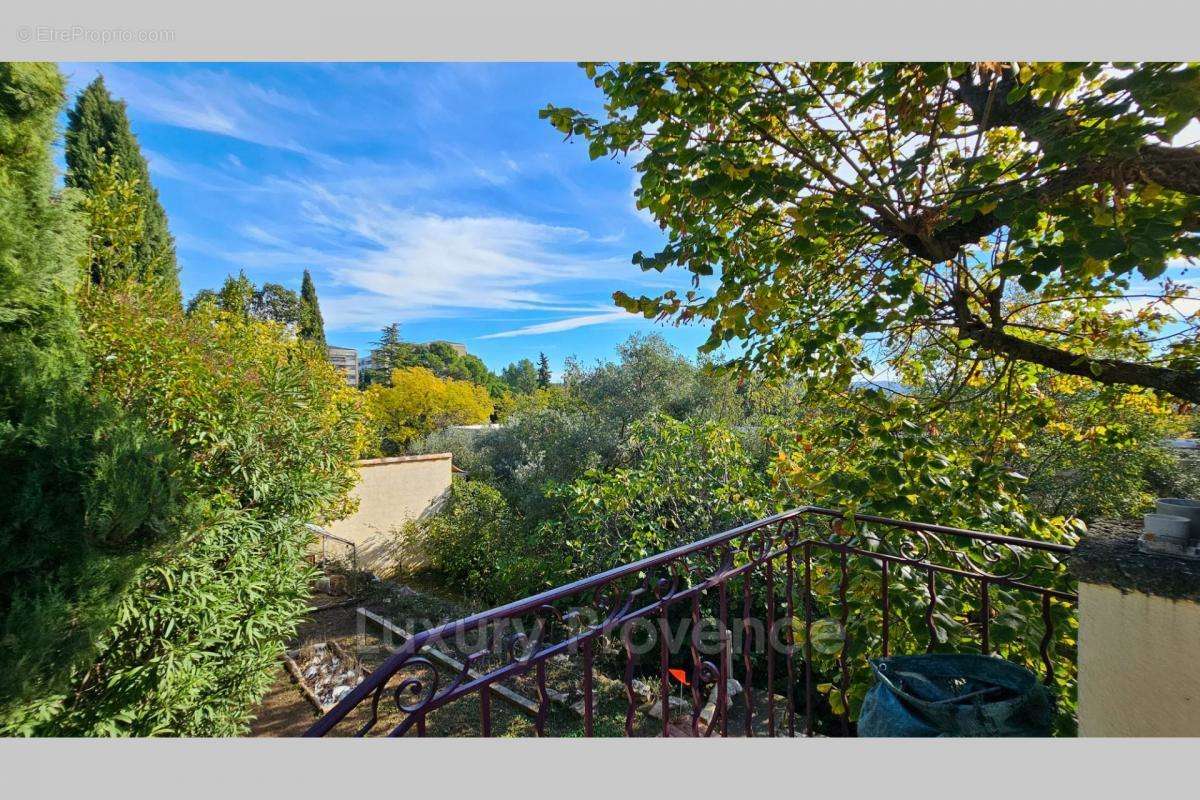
left=82, top=284, right=367, bottom=522
left=364, top=366, right=494, bottom=450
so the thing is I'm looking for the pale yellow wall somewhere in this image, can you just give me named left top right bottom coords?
left=325, top=453, right=452, bottom=574
left=1078, top=582, right=1200, bottom=736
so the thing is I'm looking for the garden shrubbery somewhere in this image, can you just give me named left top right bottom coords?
left=401, top=336, right=1193, bottom=732
left=3, top=286, right=365, bottom=736
left=364, top=366, right=493, bottom=456
left=415, top=479, right=555, bottom=604
left=83, top=286, right=364, bottom=523
left=555, top=414, right=770, bottom=572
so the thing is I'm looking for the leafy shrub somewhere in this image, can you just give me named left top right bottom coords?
left=472, top=407, right=622, bottom=522
left=410, top=425, right=495, bottom=479
left=15, top=511, right=314, bottom=736
left=771, top=391, right=1079, bottom=730
left=79, top=156, right=170, bottom=290
left=4, top=286, right=365, bottom=735
left=558, top=415, right=771, bottom=573
left=83, top=286, right=365, bottom=522
left=409, top=335, right=795, bottom=518
left=414, top=479, right=555, bottom=604
left=563, top=334, right=703, bottom=434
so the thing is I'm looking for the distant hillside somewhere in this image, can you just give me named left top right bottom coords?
left=851, top=379, right=910, bottom=395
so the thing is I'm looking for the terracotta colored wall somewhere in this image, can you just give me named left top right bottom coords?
left=1077, top=582, right=1200, bottom=736
left=325, top=453, right=452, bottom=574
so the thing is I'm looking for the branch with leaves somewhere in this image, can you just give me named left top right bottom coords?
left=544, top=62, right=1200, bottom=401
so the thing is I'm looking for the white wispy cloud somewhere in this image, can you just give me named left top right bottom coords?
left=140, top=148, right=187, bottom=181
left=319, top=207, right=632, bottom=327
left=225, top=179, right=651, bottom=331
left=71, top=64, right=327, bottom=160
left=238, top=224, right=296, bottom=249
left=479, top=309, right=637, bottom=339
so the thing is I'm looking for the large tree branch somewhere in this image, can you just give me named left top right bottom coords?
left=881, top=158, right=1155, bottom=261
left=953, top=69, right=1200, bottom=195
left=949, top=289, right=1200, bottom=402
left=874, top=69, right=1200, bottom=262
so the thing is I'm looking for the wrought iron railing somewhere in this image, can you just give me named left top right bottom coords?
left=304, top=506, right=1077, bottom=737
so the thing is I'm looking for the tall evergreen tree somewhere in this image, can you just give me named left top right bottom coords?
left=65, top=75, right=180, bottom=301
left=537, top=352, right=552, bottom=388
left=0, top=63, right=175, bottom=726
left=298, top=269, right=326, bottom=346
left=0, top=63, right=86, bottom=416
left=364, top=323, right=404, bottom=386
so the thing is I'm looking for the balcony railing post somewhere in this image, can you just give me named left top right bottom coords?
left=883, top=559, right=894, bottom=657
left=765, top=556, right=776, bottom=737
left=689, top=594, right=704, bottom=737
left=803, top=540, right=814, bottom=737
left=837, top=547, right=851, bottom=735
left=659, top=605, right=670, bottom=738
left=785, top=547, right=796, bottom=737
left=582, top=637, right=594, bottom=737
left=718, top=576, right=730, bottom=737
left=622, top=622, right=636, bottom=737
left=925, top=568, right=938, bottom=653
left=980, top=579, right=991, bottom=655
left=742, top=570, right=754, bottom=737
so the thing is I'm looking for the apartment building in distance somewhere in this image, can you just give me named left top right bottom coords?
left=431, top=340, right=468, bottom=356
left=326, top=345, right=359, bottom=388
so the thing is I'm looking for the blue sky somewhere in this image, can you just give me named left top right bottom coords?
left=57, top=62, right=712, bottom=376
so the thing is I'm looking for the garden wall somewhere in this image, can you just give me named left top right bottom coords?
left=326, top=453, right=453, bottom=574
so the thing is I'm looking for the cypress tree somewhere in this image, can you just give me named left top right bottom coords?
left=299, top=269, right=326, bottom=347
left=0, top=63, right=176, bottom=726
left=0, top=60, right=86, bottom=722
left=537, top=352, right=552, bottom=388
left=0, top=62, right=86, bottom=424
left=65, top=75, right=180, bottom=301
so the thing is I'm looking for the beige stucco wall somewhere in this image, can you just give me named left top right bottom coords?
left=1077, top=582, right=1200, bottom=736
left=325, top=453, right=452, bottom=574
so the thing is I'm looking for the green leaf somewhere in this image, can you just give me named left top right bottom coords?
left=1018, top=273, right=1043, bottom=292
